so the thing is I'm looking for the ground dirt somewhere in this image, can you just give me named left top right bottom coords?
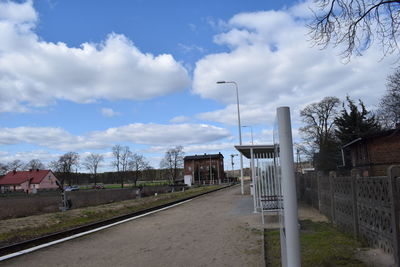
left=1, top=185, right=263, bottom=267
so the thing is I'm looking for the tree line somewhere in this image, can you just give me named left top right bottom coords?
left=0, top=145, right=185, bottom=188
left=299, top=68, right=400, bottom=172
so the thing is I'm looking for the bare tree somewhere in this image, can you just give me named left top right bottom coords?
left=49, top=152, right=79, bottom=186
left=111, top=145, right=123, bottom=172
left=111, top=145, right=131, bottom=188
left=129, top=153, right=150, bottom=186
left=309, top=0, right=400, bottom=59
left=300, top=97, right=341, bottom=171
left=7, top=159, right=24, bottom=171
left=160, top=146, right=184, bottom=184
left=300, top=96, right=341, bottom=147
left=83, top=153, right=104, bottom=186
left=379, top=67, right=400, bottom=127
left=24, top=159, right=45, bottom=170
left=0, top=163, right=8, bottom=175
left=120, top=146, right=131, bottom=173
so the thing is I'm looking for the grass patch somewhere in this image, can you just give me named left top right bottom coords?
left=265, top=220, right=366, bottom=267
left=137, top=181, right=171, bottom=186
left=79, top=181, right=171, bottom=190
left=0, top=185, right=224, bottom=247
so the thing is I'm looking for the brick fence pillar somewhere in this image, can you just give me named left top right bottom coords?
left=388, top=165, right=400, bottom=265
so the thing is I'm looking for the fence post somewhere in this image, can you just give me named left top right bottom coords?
left=350, top=169, right=360, bottom=238
left=388, top=165, right=400, bottom=265
left=317, top=172, right=321, bottom=212
left=329, top=171, right=336, bottom=223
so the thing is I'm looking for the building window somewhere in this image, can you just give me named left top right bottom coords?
left=188, top=166, right=192, bottom=171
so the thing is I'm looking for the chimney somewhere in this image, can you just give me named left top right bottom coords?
left=36, top=169, right=39, bottom=172
left=13, top=170, right=16, bottom=175
left=29, top=169, right=33, bottom=172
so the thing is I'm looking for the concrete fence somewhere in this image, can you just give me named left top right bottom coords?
left=297, top=166, right=400, bottom=265
left=0, top=185, right=186, bottom=220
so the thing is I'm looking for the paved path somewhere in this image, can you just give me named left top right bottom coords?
left=1, top=185, right=263, bottom=267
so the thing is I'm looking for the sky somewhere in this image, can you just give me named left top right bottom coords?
left=0, top=0, right=398, bottom=172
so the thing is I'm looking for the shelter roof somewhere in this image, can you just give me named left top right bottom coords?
left=234, top=145, right=275, bottom=159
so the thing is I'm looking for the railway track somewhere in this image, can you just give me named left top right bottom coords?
left=0, top=184, right=233, bottom=261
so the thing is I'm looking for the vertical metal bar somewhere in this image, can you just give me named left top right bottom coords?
left=251, top=147, right=257, bottom=212
left=277, top=106, right=301, bottom=267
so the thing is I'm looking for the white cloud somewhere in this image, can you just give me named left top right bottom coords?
left=0, top=123, right=230, bottom=151
left=178, top=43, right=205, bottom=54
left=0, top=126, right=107, bottom=151
left=145, top=142, right=234, bottom=154
left=193, top=7, right=396, bottom=127
left=101, top=108, right=120, bottom=117
left=0, top=0, right=37, bottom=23
left=89, top=123, right=230, bottom=146
left=0, top=150, right=59, bottom=165
left=0, top=1, right=190, bottom=113
left=170, top=115, right=191, bottom=123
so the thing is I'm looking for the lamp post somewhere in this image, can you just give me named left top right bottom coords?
left=217, top=80, right=244, bottom=195
left=242, top=125, right=254, bottom=145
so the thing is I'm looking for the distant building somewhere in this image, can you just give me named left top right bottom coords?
left=342, top=128, right=400, bottom=176
left=0, top=169, right=59, bottom=193
left=184, top=153, right=225, bottom=185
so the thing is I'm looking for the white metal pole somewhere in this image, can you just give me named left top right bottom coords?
left=277, top=107, right=301, bottom=267
left=251, top=147, right=257, bottom=212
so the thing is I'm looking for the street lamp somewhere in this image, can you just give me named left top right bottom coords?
left=242, top=125, right=254, bottom=145
left=217, top=80, right=244, bottom=195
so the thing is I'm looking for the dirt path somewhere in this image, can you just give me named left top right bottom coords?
left=1, top=185, right=263, bottom=267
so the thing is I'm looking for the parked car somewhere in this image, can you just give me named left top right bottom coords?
left=92, top=185, right=105, bottom=189
left=64, top=185, right=79, bottom=191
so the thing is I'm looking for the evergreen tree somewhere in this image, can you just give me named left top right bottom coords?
left=335, top=96, right=381, bottom=145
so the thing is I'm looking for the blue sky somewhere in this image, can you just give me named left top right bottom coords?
left=0, top=0, right=397, bottom=171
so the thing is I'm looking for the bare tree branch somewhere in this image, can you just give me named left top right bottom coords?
left=309, top=0, right=400, bottom=59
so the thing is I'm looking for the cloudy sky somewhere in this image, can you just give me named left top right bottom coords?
left=0, top=0, right=397, bottom=171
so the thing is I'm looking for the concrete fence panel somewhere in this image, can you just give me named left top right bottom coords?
left=296, top=166, right=400, bottom=265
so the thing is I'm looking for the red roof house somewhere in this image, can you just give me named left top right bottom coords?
left=0, top=169, right=59, bottom=193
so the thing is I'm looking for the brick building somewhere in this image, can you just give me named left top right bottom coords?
left=184, top=153, right=225, bottom=184
left=342, top=128, right=400, bottom=176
